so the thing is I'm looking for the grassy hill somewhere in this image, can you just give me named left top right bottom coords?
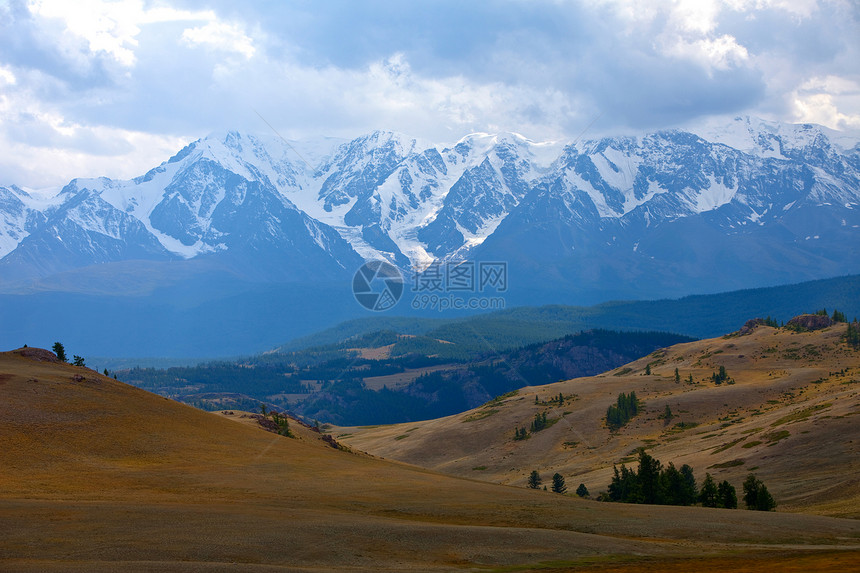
left=3, top=345, right=860, bottom=571
left=338, top=320, right=860, bottom=519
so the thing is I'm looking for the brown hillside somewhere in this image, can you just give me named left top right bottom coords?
left=339, top=323, right=860, bottom=518
left=2, top=345, right=860, bottom=572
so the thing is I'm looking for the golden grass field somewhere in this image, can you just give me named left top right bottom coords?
left=1, top=326, right=859, bottom=571
left=339, top=324, right=860, bottom=519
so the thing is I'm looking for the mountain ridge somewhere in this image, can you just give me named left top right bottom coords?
left=1, top=117, right=858, bottom=357
left=2, top=116, right=858, bottom=296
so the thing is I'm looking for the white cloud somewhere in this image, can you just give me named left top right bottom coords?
left=0, top=65, right=16, bottom=86
left=1, top=0, right=858, bottom=187
left=0, top=121, right=190, bottom=188
left=792, top=75, right=860, bottom=129
left=662, top=34, right=750, bottom=71
left=181, top=21, right=256, bottom=59
left=753, top=0, right=820, bottom=19
left=27, top=0, right=228, bottom=67
left=667, top=0, right=723, bottom=34
left=246, top=52, right=575, bottom=144
left=609, top=0, right=753, bottom=73
left=28, top=0, right=140, bottom=67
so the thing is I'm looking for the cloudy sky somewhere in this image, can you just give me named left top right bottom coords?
left=1, top=0, right=858, bottom=187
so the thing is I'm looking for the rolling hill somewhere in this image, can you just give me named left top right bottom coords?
left=2, top=345, right=860, bottom=571
left=338, top=319, right=860, bottom=519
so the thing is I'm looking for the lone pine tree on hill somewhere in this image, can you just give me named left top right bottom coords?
left=661, top=404, right=673, bottom=424
left=551, top=473, right=567, bottom=494
left=52, top=342, right=67, bottom=362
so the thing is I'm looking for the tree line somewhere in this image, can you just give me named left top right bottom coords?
left=603, top=449, right=774, bottom=510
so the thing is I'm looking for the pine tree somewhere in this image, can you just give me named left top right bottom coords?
left=608, top=464, right=639, bottom=502
left=845, top=321, right=860, bottom=348
left=659, top=462, right=683, bottom=505
left=52, top=342, right=67, bottom=362
left=699, top=473, right=718, bottom=507
left=674, top=368, right=680, bottom=383
left=530, top=411, right=549, bottom=432
left=575, top=483, right=589, bottom=498
left=528, top=470, right=542, bottom=489
left=742, top=473, right=758, bottom=509
left=743, top=474, right=776, bottom=511
left=606, top=391, right=641, bottom=430
left=551, top=473, right=567, bottom=494
left=645, top=364, right=652, bottom=375
left=679, top=464, right=698, bottom=506
left=72, top=355, right=85, bottom=367
left=717, top=480, right=737, bottom=509
left=662, top=404, right=673, bottom=423
left=606, top=404, right=620, bottom=429
left=755, top=484, right=776, bottom=511
left=636, top=450, right=662, bottom=504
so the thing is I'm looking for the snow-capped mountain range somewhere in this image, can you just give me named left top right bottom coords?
left=1, top=116, right=859, bottom=302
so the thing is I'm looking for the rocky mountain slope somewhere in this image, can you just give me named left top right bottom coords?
left=1, top=117, right=858, bottom=302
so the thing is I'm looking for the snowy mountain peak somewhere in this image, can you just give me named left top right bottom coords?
left=688, top=115, right=860, bottom=158
left=1, top=118, right=858, bottom=290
